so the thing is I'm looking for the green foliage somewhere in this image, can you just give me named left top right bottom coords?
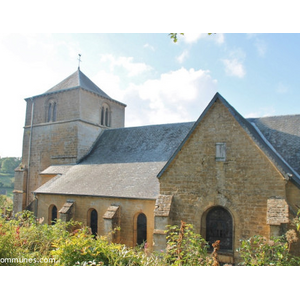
left=293, top=210, right=300, bottom=232
left=0, top=164, right=16, bottom=198
left=0, top=210, right=163, bottom=266
left=0, top=210, right=82, bottom=265
left=0, top=173, right=14, bottom=187
left=169, top=33, right=184, bottom=43
left=164, top=222, right=213, bottom=266
left=51, top=229, right=163, bottom=266
left=237, top=233, right=300, bottom=266
left=1, top=209, right=300, bottom=266
left=0, top=212, right=18, bottom=265
left=0, top=195, right=13, bottom=217
left=0, top=157, right=21, bottom=174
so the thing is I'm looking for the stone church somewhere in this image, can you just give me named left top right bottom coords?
left=13, top=68, right=300, bottom=263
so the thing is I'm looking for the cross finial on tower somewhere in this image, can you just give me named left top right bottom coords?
left=78, top=54, right=82, bottom=70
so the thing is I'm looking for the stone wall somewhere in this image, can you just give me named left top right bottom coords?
left=79, top=89, right=125, bottom=129
left=36, top=193, right=155, bottom=250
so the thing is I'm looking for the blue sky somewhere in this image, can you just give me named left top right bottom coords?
left=0, top=33, right=300, bottom=157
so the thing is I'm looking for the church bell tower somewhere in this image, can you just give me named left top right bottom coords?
left=13, top=67, right=126, bottom=213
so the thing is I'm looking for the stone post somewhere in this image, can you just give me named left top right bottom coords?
left=267, top=198, right=289, bottom=237
left=153, top=195, right=173, bottom=252
left=13, top=167, right=27, bottom=213
left=59, top=200, right=75, bottom=222
left=103, top=205, right=120, bottom=243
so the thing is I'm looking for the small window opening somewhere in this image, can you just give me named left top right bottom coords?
left=90, top=209, right=98, bottom=236
left=52, top=102, right=57, bottom=122
left=100, top=107, right=104, bottom=125
left=47, top=103, right=52, bottom=122
left=51, top=205, right=57, bottom=225
left=105, top=108, right=109, bottom=126
left=216, top=143, right=226, bottom=161
left=137, top=213, right=147, bottom=245
left=100, top=104, right=110, bottom=127
left=47, top=101, right=57, bottom=122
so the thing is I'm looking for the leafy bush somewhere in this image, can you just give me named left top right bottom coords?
left=1, top=209, right=300, bottom=266
left=164, top=221, right=213, bottom=266
left=51, top=229, right=164, bottom=266
left=237, top=232, right=300, bottom=266
left=0, top=213, right=18, bottom=265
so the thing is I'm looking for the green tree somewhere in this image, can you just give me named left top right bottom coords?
left=0, top=157, right=21, bottom=173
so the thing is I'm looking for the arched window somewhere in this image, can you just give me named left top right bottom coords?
left=52, top=102, right=57, bottom=122
left=206, top=206, right=233, bottom=251
left=47, top=103, right=52, bottom=122
left=100, top=104, right=110, bottom=127
left=90, top=209, right=98, bottom=236
left=137, top=213, right=147, bottom=245
left=105, top=108, right=109, bottom=126
left=50, top=205, right=57, bottom=225
left=100, top=107, right=104, bottom=125
left=46, top=100, right=57, bottom=122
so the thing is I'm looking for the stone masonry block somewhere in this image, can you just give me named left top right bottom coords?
left=267, top=198, right=289, bottom=225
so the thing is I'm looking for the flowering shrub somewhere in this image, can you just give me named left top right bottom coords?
left=237, top=232, right=300, bottom=266
left=164, top=221, right=213, bottom=266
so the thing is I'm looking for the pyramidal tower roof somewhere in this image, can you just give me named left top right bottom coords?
left=45, top=68, right=112, bottom=99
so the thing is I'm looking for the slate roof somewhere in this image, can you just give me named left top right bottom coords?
left=249, top=115, right=300, bottom=175
left=35, top=122, right=194, bottom=199
left=46, top=69, right=111, bottom=99
left=25, top=69, right=126, bottom=107
left=35, top=162, right=166, bottom=199
left=80, top=122, right=195, bottom=164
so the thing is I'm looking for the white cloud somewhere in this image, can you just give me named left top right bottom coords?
left=92, top=71, right=122, bottom=99
left=182, top=33, right=207, bottom=43
left=177, top=50, right=189, bottom=63
left=100, top=54, right=152, bottom=77
left=120, top=67, right=218, bottom=126
left=222, top=58, right=246, bottom=78
left=255, top=39, right=267, bottom=57
left=247, top=34, right=267, bottom=57
left=245, top=106, right=276, bottom=118
left=143, top=43, right=155, bottom=51
left=215, top=33, right=225, bottom=44
left=0, top=34, right=58, bottom=157
left=182, top=33, right=225, bottom=44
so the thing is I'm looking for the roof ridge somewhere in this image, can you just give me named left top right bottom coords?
left=45, top=70, right=79, bottom=93
left=111, top=121, right=195, bottom=131
left=248, top=114, right=300, bottom=120
left=77, top=67, right=81, bottom=87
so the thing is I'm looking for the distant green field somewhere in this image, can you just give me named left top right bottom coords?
left=0, top=172, right=14, bottom=198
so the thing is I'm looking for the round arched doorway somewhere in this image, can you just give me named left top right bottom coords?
left=205, top=206, right=233, bottom=251
left=49, top=205, right=57, bottom=225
